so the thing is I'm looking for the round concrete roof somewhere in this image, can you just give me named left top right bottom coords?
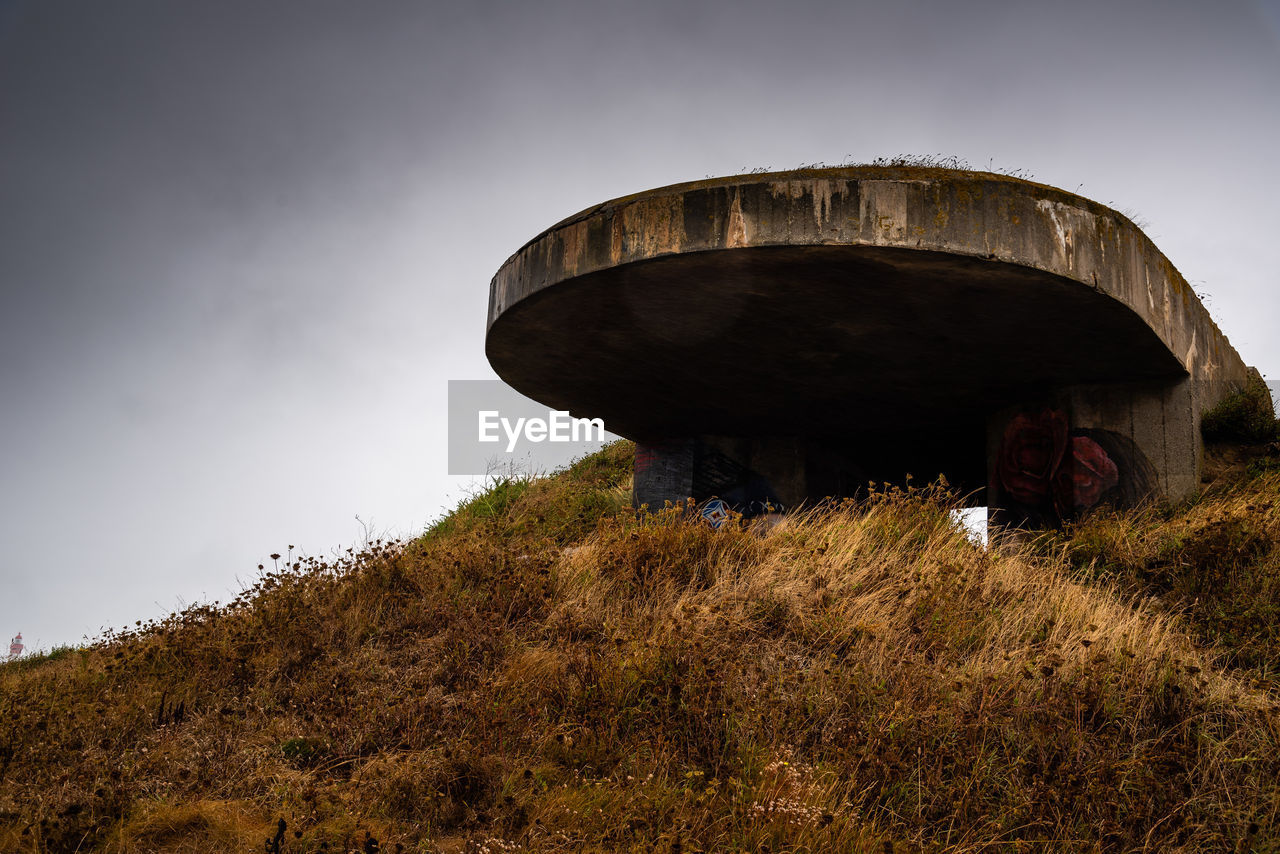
left=486, top=167, right=1239, bottom=440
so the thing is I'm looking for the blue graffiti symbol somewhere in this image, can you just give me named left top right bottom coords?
left=701, top=498, right=730, bottom=529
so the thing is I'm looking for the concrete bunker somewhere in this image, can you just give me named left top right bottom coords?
left=486, top=166, right=1259, bottom=527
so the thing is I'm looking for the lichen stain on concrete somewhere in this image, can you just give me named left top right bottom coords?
left=1184, top=327, right=1200, bottom=375
left=808, top=179, right=844, bottom=226
left=954, top=185, right=983, bottom=210
left=1035, top=199, right=1075, bottom=271
left=860, top=181, right=909, bottom=245
left=766, top=180, right=810, bottom=201
left=933, top=200, right=950, bottom=231
left=1145, top=265, right=1158, bottom=317
left=609, top=212, right=625, bottom=265
left=765, top=179, right=853, bottom=230
left=726, top=188, right=749, bottom=248
left=557, top=220, right=589, bottom=277
left=766, top=179, right=810, bottom=224
left=1095, top=216, right=1122, bottom=270
left=619, top=197, right=684, bottom=261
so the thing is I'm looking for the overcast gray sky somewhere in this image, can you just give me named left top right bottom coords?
left=2, top=0, right=1278, bottom=650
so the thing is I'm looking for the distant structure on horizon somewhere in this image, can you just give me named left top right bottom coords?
left=8, top=633, right=23, bottom=660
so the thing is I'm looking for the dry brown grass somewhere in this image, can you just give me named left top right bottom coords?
left=3, top=441, right=1280, bottom=852
left=1040, top=464, right=1280, bottom=686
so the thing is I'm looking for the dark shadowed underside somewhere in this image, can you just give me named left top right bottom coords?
left=487, top=244, right=1186, bottom=489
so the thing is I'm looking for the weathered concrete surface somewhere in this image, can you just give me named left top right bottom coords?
left=486, top=166, right=1255, bottom=518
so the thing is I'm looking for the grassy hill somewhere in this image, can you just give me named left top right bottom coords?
left=4, top=431, right=1280, bottom=852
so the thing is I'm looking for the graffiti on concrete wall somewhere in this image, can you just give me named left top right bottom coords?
left=634, top=440, right=783, bottom=522
left=700, top=498, right=731, bottom=529
left=692, top=445, right=783, bottom=518
left=633, top=439, right=696, bottom=510
left=997, top=408, right=1156, bottom=526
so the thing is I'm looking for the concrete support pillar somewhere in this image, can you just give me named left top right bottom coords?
left=633, top=439, right=696, bottom=510
left=632, top=436, right=901, bottom=517
left=633, top=437, right=796, bottom=515
left=987, top=377, right=1198, bottom=530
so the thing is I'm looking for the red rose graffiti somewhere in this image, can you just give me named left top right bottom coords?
left=634, top=445, right=657, bottom=475
left=1052, top=435, right=1120, bottom=517
left=997, top=408, right=1137, bottom=524
left=997, top=409, right=1068, bottom=504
